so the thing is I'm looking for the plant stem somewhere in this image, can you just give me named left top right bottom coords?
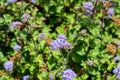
left=29, top=25, right=38, bottom=54
left=54, top=65, right=65, bottom=77
left=66, top=34, right=81, bottom=63
left=60, top=49, right=66, bottom=67
left=100, top=4, right=105, bottom=48
left=92, top=0, right=99, bottom=18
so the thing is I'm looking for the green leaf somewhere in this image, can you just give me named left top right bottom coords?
left=0, top=52, right=7, bottom=62
left=72, top=54, right=81, bottom=63
left=3, top=14, right=13, bottom=23
left=0, top=18, right=4, bottom=24
left=56, top=26, right=65, bottom=34
left=56, top=6, right=63, bottom=13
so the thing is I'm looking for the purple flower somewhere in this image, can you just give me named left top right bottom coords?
left=9, top=21, right=22, bottom=29
left=49, top=75, right=52, bottom=80
left=49, top=74, right=54, bottom=80
left=23, top=75, right=30, bottom=80
left=62, top=69, right=76, bottom=80
left=57, top=34, right=67, bottom=40
left=30, top=0, right=36, bottom=3
left=117, top=43, right=120, bottom=48
left=84, top=10, right=93, bottom=16
left=83, top=2, right=94, bottom=11
left=50, top=34, right=67, bottom=50
left=113, top=68, right=119, bottom=74
left=94, top=0, right=105, bottom=3
left=83, top=2, right=94, bottom=15
left=101, top=0, right=105, bottom=3
left=81, top=29, right=87, bottom=34
left=50, top=34, right=72, bottom=50
left=4, top=3, right=9, bottom=6
left=50, top=40, right=62, bottom=50
left=107, top=8, right=114, bottom=18
left=117, top=72, right=120, bottom=79
left=63, top=41, right=72, bottom=49
left=8, top=0, right=17, bottom=3
left=21, top=13, right=30, bottom=22
left=13, top=44, right=21, bottom=51
left=113, top=65, right=120, bottom=79
left=114, top=56, right=119, bottom=62
left=87, top=60, right=94, bottom=66
left=38, top=33, right=45, bottom=39
left=4, top=61, right=13, bottom=71
left=56, top=38, right=66, bottom=46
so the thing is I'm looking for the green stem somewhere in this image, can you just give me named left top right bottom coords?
left=66, top=34, right=81, bottom=64
left=29, top=25, right=38, bottom=55
left=60, top=49, right=66, bottom=67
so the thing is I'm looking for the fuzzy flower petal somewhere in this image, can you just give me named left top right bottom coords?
left=13, top=44, right=21, bottom=51
left=23, top=75, right=30, bottom=80
left=8, top=0, right=17, bottom=3
left=21, top=13, right=30, bottom=22
left=62, top=69, right=76, bottom=80
left=38, top=33, right=45, bottom=39
left=9, top=21, right=22, bottom=29
left=4, top=61, right=13, bottom=71
left=107, top=8, right=114, bottom=18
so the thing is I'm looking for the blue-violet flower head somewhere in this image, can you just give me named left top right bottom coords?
left=23, top=75, right=30, bottom=80
left=114, top=56, right=119, bottom=62
left=81, top=29, right=87, bottom=34
left=4, top=61, right=13, bottom=71
left=30, top=0, right=36, bottom=3
left=57, top=34, right=67, bottom=40
left=63, top=41, right=72, bottom=49
left=62, top=69, right=76, bottom=80
left=83, top=2, right=94, bottom=10
left=8, top=0, right=17, bottom=3
left=9, top=21, right=22, bottom=29
left=50, top=40, right=62, bottom=50
left=107, top=8, right=114, bottom=18
left=38, top=33, right=45, bottom=39
left=94, top=0, right=105, bottom=3
left=13, top=44, right=21, bottom=51
left=21, top=13, right=30, bottom=22
left=117, top=43, right=120, bottom=48
left=113, top=65, right=120, bottom=79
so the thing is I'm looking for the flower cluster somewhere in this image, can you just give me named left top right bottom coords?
left=81, top=29, right=87, bottom=35
left=49, top=73, right=54, bottom=80
left=4, top=61, right=13, bottom=71
left=23, top=75, right=30, bottom=80
left=8, top=0, right=17, bottom=3
left=9, top=21, right=22, bottom=29
left=94, top=0, right=105, bottom=3
left=30, top=0, right=36, bottom=3
left=21, top=13, right=30, bottom=22
left=62, top=69, right=76, bottom=80
left=114, top=56, right=119, bottom=62
left=107, top=8, right=114, bottom=18
left=50, top=34, right=72, bottom=50
left=87, top=60, right=94, bottom=66
left=113, top=65, right=120, bottom=79
left=83, top=2, right=94, bottom=15
left=4, top=3, right=9, bottom=6
left=38, top=33, right=45, bottom=39
left=117, top=43, right=120, bottom=48
left=13, top=44, right=21, bottom=51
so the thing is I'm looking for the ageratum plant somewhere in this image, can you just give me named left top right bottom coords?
left=0, top=0, right=120, bottom=80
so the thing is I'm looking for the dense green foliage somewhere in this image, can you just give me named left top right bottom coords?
left=0, top=0, right=120, bottom=80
